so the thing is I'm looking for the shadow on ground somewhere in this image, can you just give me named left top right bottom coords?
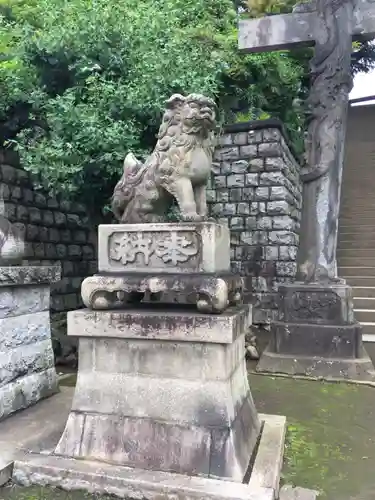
left=2, top=373, right=375, bottom=500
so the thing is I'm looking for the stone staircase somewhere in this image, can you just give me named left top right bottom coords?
left=338, top=107, right=375, bottom=343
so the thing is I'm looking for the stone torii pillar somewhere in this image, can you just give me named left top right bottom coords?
left=239, top=0, right=375, bottom=380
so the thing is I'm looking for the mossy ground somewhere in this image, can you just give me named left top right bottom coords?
left=2, top=373, right=375, bottom=499
left=250, top=373, right=375, bottom=500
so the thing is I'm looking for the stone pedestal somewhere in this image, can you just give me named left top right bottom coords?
left=257, top=283, right=375, bottom=380
left=0, top=266, right=61, bottom=420
left=54, top=305, right=260, bottom=481
left=13, top=223, right=286, bottom=500
left=82, top=222, right=243, bottom=314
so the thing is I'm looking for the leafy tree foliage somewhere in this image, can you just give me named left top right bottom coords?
left=0, top=0, right=307, bottom=210
left=3, top=0, right=372, bottom=211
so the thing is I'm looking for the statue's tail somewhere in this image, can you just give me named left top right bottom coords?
left=111, top=153, right=148, bottom=221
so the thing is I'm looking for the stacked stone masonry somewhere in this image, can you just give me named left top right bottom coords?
left=0, top=266, right=60, bottom=420
left=208, top=120, right=302, bottom=324
left=0, top=149, right=97, bottom=358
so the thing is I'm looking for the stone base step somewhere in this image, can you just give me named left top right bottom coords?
left=12, top=413, right=287, bottom=500
left=354, top=309, right=375, bottom=323
left=339, top=267, right=375, bottom=277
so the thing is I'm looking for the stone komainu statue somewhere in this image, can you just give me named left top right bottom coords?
left=111, top=93, right=217, bottom=223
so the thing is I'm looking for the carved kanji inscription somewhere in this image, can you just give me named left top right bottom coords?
left=109, top=230, right=199, bottom=269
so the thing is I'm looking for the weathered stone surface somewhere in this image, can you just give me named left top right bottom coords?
left=279, top=485, right=319, bottom=500
left=57, top=412, right=212, bottom=476
left=0, top=368, right=58, bottom=421
left=238, top=2, right=375, bottom=52
left=13, top=454, right=274, bottom=500
left=256, top=278, right=375, bottom=381
left=241, top=1, right=375, bottom=284
left=78, top=335, right=245, bottom=381
left=0, top=339, right=55, bottom=386
left=278, top=283, right=354, bottom=325
left=80, top=273, right=243, bottom=314
left=68, top=306, right=251, bottom=344
left=55, top=304, right=260, bottom=481
left=208, top=122, right=301, bottom=325
left=210, top=396, right=260, bottom=481
left=98, top=222, right=230, bottom=274
left=112, top=94, right=216, bottom=224
left=0, top=312, right=51, bottom=350
left=250, top=414, right=286, bottom=497
left=269, top=321, right=361, bottom=358
left=0, top=460, right=13, bottom=486
left=68, top=366, right=248, bottom=427
left=0, top=285, right=50, bottom=318
left=0, top=266, right=61, bottom=288
left=257, top=344, right=375, bottom=381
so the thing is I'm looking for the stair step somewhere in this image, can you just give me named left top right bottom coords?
left=338, top=251, right=375, bottom=260
left=352, top=287, right=375, bottom=298
left=354, top=309, right=375, bottom=322
left=339, top=213, right=375, bottom=220
left=361, top=322, right=375, bottom=336
left=340, top=217, right=375, bottom=223
left=353, top=297, right=375, bottom=308
left=338, top=238, right=375, bottom=248
left=339, top=257, right=375, bottom=266
left=343, top=277, right=375, bottom=287
left=339, top=266, right=375, bottom=277
left=340, top=211, right=375, bottom=215
left=339, top=227, right=375, bottom=234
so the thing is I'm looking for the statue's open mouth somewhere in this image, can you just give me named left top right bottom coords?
left=200, top=107, right=213, bottom=119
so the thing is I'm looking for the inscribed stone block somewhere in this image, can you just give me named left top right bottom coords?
left=98, top=222, right=230, bottom=274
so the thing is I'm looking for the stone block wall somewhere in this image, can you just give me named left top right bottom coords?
left=0, top=266, right=60, bottom=420
left=0, top=149, right=98, bottom=360
left=208, top=120, right=302, bottom=324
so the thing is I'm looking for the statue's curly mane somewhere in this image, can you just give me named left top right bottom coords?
left=112, top=93, right=216, bottom=223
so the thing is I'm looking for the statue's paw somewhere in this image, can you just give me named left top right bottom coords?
left=199, top=215, right=215, bottom=222
left=181, top=212, right=203, bottom=222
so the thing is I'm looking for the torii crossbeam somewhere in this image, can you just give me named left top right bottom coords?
left=239, top=0, right=375, bottom=283
left=239, top=0, right=375, bottom=52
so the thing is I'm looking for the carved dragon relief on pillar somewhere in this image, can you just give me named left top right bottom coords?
left=295, top=0, right=356, bottom=283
